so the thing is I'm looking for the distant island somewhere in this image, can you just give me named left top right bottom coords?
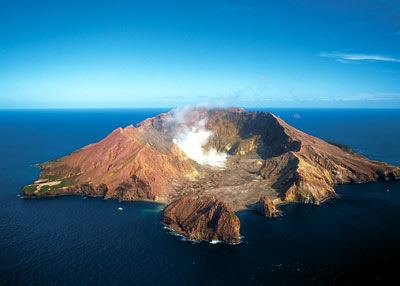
left=22, top=107, right=400, bottom=243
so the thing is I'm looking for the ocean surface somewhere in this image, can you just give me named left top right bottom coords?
left=1, top=108, right=399, bottom=285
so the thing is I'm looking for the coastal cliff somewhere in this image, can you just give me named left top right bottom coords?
left=163, top=196, right=241, bottom=244
left=21, top=107, right=400, bottom=243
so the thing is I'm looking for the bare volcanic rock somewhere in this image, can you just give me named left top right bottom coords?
left=21, top=107, right=400, bottom=243
left=21, top=125, right=194, bottom=201
left=136, top=107, right=400, bottom=207
left=254, top=195, right=281, bottom=218
left=21, top=107, right=400, bottom=206
left=163, top=196, right=241, bottom=244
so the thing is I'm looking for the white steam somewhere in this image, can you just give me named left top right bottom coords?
left=167, top=107, right=228, bottom=167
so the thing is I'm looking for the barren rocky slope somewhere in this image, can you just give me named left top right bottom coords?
left=163, top=196, right=241, bottom=244
left=21, top=107, right=400, bottom=243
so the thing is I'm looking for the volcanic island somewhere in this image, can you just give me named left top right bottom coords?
left=21, top=107, right=400, bottom=244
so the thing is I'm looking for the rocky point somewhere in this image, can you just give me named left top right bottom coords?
left=163, top=196, right=241, bottom=244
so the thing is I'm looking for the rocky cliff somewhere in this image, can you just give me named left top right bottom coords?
left=253, top=195, right=282, bottom=218
left=163, top=196, right=241, bottom=244
left=21, top=107, right=400, bottom=243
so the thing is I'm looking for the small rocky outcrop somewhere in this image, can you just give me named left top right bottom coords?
left=254, top=195, right=281, bottom=218
left=163, top=196, right=241, bottom=244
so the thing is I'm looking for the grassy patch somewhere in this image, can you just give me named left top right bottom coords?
left=37, top=180, right=69, bottom=194
left=327, top=141, right=354, bottom=154
left=22, top=179, right=70, bottom=195
left=37, top=160, right=58, bottom=169
left=22, top=184, right=38, bottom=194
left=42, top=175, right=60, bottom=181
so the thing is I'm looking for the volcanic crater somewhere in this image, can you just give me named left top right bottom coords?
left=22, top=107, right=400, bottom=244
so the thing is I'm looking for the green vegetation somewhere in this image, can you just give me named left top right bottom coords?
left=327, top=141, right=354, bottom=154
left=37, top=150, right=82, bottom=169
left=22, top=184, right=38, bottom=194
left=42, top=175, right=61, bottom=181
left=22, top=179, right=69, bottom=195
left=36, top=159, right=59, bottom=169
left=39, top=180, right=68, bottom=193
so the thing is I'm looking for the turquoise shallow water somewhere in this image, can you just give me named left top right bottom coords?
left=0, top=109, right=399, bottom=285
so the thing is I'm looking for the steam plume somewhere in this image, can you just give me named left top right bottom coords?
left=166, top=107, right=228, bottom=167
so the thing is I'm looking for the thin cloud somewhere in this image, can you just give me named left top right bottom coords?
left=319, top=52, right=400, bottom=63
left=333, top=93, right=400, bottom=102
left=288, top=93, right=400, bottom=102
left=335, top=59, right=358, bottom=64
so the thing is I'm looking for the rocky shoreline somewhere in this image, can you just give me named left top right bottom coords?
left=21, top=107, right=400, bottom=243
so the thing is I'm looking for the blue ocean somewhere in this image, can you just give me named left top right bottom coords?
left=1, top=109, right=399, bottom=285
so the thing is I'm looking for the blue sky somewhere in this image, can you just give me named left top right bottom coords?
left=1, top=0, right=400, bottom=108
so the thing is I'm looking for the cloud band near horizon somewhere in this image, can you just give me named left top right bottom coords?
left=319, top=52, right=400, bottom=63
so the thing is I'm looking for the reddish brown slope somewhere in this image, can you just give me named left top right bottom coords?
left=163, top=196, right=241, bottom=244
left=23, top=124, right=194, bottom=200
left=262, top=115, right=400, bottom=203
left=21, top=107, right=400, bottom=243
left=22, top=107, right=400, bottom=206
left=23, top=108, right=400, bottom=205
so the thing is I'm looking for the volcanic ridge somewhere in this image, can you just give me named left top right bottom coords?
left=22, top=107, right=400, bottom=244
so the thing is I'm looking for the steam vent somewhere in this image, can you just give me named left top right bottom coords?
left=21, top=107, right=400, bottom=243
